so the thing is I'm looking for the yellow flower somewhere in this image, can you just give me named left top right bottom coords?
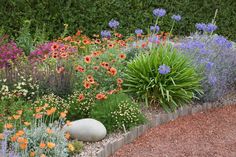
left=47, top=142, right=56, bottom=149
left=68, top=143, right=75, bottom=152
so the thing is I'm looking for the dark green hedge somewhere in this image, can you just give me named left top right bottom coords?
left=0, top=0, right=235, bottom=40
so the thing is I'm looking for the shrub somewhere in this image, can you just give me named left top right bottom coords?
left=91, top=93, right=146, bottom=132
left=177, top=33, right=236, bottom=101
left=124, top=45, right=203, bottom=111
left=0, top=106, right=69, bottom=157
left=67, top=91, right=95, bottom=120
left=0, top=0, right=235, bottom=40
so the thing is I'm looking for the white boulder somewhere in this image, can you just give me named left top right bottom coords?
left=63, top=118, right=107, bottom=142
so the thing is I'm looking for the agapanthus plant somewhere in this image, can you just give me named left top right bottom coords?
left=177, top=33, right=236, bottom=101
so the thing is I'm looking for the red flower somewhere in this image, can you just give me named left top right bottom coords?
left=51, top=43, right=59, bottom=51
left=117, top=78, right=123, bottom=84
left=56, top=67, right=65, bottom=74
left=78, top=94, right=85, bottom=102
left=75, top=65, right=85, bottom=72
left=93, top=66, right=99, bottom=70
left=60, top=52, right=68, bottom=58
left=96, top=93, right=107, bottom=100
left=100, top=62, right=109, bottom=70
left=83, top=81, right=91, bottom=89
left=95, top=39, right=101, bottom=44
left=119, top=53, right=126, bottom=59
left=87, top=75, right=95, bottom=84
left=109, top=67, right=117, bottom=76
left=83, top=39, right=91, bottom=45
left=76, top=30, right=81, bottom=36
left=84, top=55, right=91, bottom=64
left=108, top=44, right=114, bottom=48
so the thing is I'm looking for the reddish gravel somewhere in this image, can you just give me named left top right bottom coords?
left=112, top=105, right=236, bottom=157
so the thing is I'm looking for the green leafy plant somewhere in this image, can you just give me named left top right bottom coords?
left=91, top=93, right=146, bottom=132
left=68, top=141, right=84, bottom=155
left=67, top=91, right=95, bottom=120
left=124, top=45, right=203, bottom=112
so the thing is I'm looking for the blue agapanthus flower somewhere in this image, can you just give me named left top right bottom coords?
left=205, top=23, right=217, bottom=33
left=150, top=25, right=160, bottom=32
left=153, top=8, right=166, bottom=17
left=213, top=35, right=232, bottom=48
left=149, top=36, right=159, bottom=43
left=205, top=61, right=214, bottom=70
left=135, top=29, right=143, bottom=35
left=158, top=64, right=171, bottom=75
left=195, top=23, right=207, bottom=31
left=171, top=14, right=182, bottom=21
left=108, top=19, right=119, bottom=29
left=101, top=30, right=111, bottom=38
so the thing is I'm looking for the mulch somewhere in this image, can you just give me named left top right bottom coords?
left=111, top=105, right=236, bottom=157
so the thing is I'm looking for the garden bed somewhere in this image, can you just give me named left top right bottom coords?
left=77, top=91, right=236, bottom=157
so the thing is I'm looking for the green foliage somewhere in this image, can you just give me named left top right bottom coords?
left=68, top=141, right=84, bottom=155
left=0, top=96, right=33, bottom=132
left=91, top=93, right=146, bottom=133
left=67, top=91, right=95, bottom=120
left=124, top=45, right=203, bottom=112
left=0, top=0, right=235, bottom=40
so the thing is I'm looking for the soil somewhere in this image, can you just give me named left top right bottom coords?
left=111, top=105, right=236, bottom=157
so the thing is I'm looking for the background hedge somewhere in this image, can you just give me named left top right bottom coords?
left=0, top=0, right=235, bottom=40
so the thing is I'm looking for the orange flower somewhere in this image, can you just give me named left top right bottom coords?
left=46, top=107, right=57, bottom=116
left=17, top=110, right=23, bottom=115
left=93, top=66, right=99, bottom=71
left=96, top=93, right=107, bottom=100
left=117, top=78, right=123, bottom=84
left=109, top=67, right=117, bottom=76
left=87, top=75, right=95, bottom=84
left=35, top=107, right=43, bottom=113
left=24, top=122, right=31, bottom=126
left=56, top=66, right=65, bottom=74
left=78, top=94, right=85, bottom=102
left=11, top=135, right=17, bottom=142
left=20, top=143, right=27, bottom=150
left=75, top=65, right=85, bottom=72
left=47, top=142, right=56, bottom=149
left=16, top=130, right=25, bottom=137
left=40, top=154, right=46, bottom=157
left=94, top=39, right=101, bottom=44
left=34, top=114, right=43, bottom=119
left=63, top=36, right=72, bottom=41
left=76, top=30, right=81, bottom=36
left=39, top=142, right=46, bottom=149
left=83, top=39, right=91, bottom=45
left=107, top=89, right=117, bottom=95
left=84, top=55, right=91, bottom=64
left=119, top=53, right=126, bottom=59
left=108, top=43, right=114, bottom=48
left=46, top=128, right=53, bottom=134
left=65, top=132, right=70, bottom=139
left=51, top=43, right=59, bottom=51
left=0, top=133, right=4, bottom=140
left=30, top=151, right=36, bottom=157
left=100, top=62, right=109, bottom=70
left=83, top=81, right=91, bottom=89
left=13, top=114, right=21, bottom=120
left=60, top=52, right=68, bottom=58
left=4, top=123, right=13, bottom=129
left=43, top=103, right=49, bottom=108
left=60, top=112, right=67, bottom=118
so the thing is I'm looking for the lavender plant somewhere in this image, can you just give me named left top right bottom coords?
left=178, top=31, right=236, bottom=101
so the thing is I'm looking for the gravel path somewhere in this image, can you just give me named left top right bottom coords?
left=112, top=105, right=236, bottom=157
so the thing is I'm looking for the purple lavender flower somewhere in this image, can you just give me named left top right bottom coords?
left=205, top=61, right=214, bottom=70
left=108, top=19, right=119, bottom=29
left=135, top=29, right=143, bottom=35
left=208, top=75, right=217, bottom=85
left=153, top=8, right=166, bottom=17
left=171, top=14, right=182, bottom=21
left=150, top=25, right=160, bottom=32
left=101, top=30, right=111, bottom=38
left=195, top=23, right=207, bottom=31
left=158, top=64, right=171, bottom=74
left=205, top=23, right=217, bottom=33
